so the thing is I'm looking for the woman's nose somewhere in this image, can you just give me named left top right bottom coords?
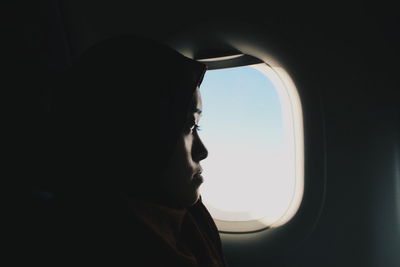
left=193, top=134, right=208, bottom=162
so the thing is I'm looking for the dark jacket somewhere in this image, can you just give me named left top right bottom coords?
left=24, top=192, right=227, bottom=266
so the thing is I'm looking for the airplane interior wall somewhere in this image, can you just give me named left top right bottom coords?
left=15, top=1, right=399, bottom=266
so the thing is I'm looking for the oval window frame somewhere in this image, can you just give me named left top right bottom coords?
left=166, top=21, right=327, bottom=263
left=197, top=55, right=305, bottom=233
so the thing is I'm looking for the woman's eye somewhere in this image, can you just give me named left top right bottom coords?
left=190, top=124, right=201, bottom=132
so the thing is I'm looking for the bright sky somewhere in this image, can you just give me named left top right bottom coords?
left=198, top=64, right=296, bottom=223
left=199, top=65, right=284, bottom=147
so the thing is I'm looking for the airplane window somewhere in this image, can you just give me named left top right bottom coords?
left=199, top=63, right=304, bottom=233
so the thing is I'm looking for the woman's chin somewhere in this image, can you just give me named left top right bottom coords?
left=188, top=189, right=201, bottom=207
left=178, top=189, right=200, bottom=208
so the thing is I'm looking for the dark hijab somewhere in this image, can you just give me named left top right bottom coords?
left=28, top=35, right=227, bottom=266
left=51, top=35, right=206, bottom=197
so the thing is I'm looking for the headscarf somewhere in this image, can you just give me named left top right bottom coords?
left=29, top=35, right=227, bottom=266
left=51, top=35, right=206, bottom=197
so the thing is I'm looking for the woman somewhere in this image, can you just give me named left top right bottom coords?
left=38, top=35, right=228, bottom=266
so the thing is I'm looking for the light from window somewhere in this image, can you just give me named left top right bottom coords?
left=199, top=63, right=304, bottom=232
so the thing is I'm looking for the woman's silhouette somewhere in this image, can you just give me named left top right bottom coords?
left=34, top=35, right=227, bottom=266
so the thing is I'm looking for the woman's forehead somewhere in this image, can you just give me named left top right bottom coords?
left=191, top=88, right=202, bottom=113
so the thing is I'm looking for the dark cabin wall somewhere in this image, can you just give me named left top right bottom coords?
left=15, top=1, right=399, bottom=266
left=273, top=9, right=400, bottom=267
left=271, top=7, right=400, bottom=267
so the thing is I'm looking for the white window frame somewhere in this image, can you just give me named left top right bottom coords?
left=198, top=57, right=304, bottom=233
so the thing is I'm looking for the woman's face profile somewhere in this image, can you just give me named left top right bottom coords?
left=160, top=87, right=208, bottom=208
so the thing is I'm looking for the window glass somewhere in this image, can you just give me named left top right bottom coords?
left=199, top=64, right=302, bottom=230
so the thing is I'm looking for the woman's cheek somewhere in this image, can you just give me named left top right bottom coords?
left=183, top=134, right=194, bottom=161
